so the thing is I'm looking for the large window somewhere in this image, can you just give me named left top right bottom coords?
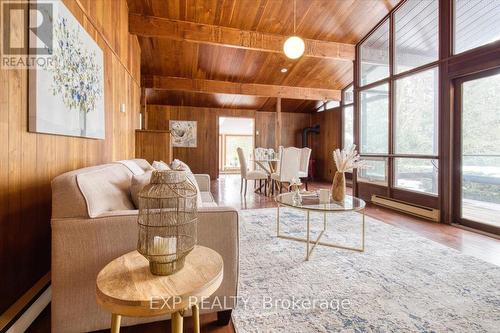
left=356, top=0, right=500, bottom=232
left=394, top=67, right=439, bottom=155
left=454, top=0, right=500, bottom=54
left=395, top=158, right=438, bottom=194
left=360, top=19, right=390, bottom=86
left=360, top=84, right=389, bottom=154
left=459, top=71, right=500, bottom=229
left=342, top=85, right=354, bottom=149
left=357, top=0, right=439, bottom=198
left=394, top=0, right=439, bottom=74
left=358, top=157, right=388, bottom=186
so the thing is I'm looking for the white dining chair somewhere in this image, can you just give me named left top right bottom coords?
left=270, top=147, right=301, bottom=195
left=298, top=147, right=312, bottom=190
left=237, top=147, right=268, bottom=196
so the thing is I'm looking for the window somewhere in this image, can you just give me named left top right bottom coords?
left=360, top=19, right=390, bottom=86
left=360, top=83, right=389, bottom=154
left=460, top=72, right=500, bottom=227
left=394, top=158, right=438, bottom=194
left=342, top=84, right=354, bottom=150
left=394, top=67, right=439, bottom=155
left=394, top=0, right=439, bottom=74
left=343, top=85, right=354, bottom=105
left=324, top=100, right=340, bottom=110
left=224, top=135, right=253, bottom=170
left=343, top=106, right=354, bottom=149
left=454, top=0, right=500, bottom=54
left=357, top=157, right=388, bottom=186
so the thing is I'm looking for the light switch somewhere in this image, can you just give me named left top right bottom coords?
left=120, top=103, right=126, bottom=113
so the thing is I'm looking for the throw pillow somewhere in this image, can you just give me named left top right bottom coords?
left=170, top=159, right=203, bottom=207
left=152, top=160, right=171, bottom=171
left=130, top=171, right=152, bottom=208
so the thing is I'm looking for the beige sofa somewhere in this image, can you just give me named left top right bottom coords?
left=51, top=159, right=239, bottom=333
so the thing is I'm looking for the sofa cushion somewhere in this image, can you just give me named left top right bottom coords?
left=76, top=165, right=135, bottom=218
left=130, top=171, right=152, bottom=208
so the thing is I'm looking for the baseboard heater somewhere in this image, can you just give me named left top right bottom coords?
left=371, top=195, right=440, bottom=222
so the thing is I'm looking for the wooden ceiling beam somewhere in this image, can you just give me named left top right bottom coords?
left=129, top=13, right=355, bottom=61
left=142, top=76, right=342, bottom=101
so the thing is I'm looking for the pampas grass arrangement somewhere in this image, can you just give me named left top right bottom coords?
left=333, top=145, right=366, bottom=173
left=331, top=145, right=366, bottom=201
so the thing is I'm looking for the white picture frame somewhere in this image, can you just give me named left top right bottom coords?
left=169, top=120, right=197, bottom=148
left=29, top=1, right=105, bottom=139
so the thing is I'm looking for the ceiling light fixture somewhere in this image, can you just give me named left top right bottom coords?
left=280, top=68, right=288, bottom=73
left=283, top=0, right=305, bottom=59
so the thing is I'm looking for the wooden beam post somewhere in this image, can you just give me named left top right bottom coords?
left=129, top=14, right=355, bottom=61
left=142, top=76, right=342, bottom=101
left=275, top=98, right=282, bottom=150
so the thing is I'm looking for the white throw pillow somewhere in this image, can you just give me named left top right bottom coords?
left=130, top=171, right=152, bottom=208
left=152, top=160, right=171, bottom=171
left=170, top=159, right=203, bottom=207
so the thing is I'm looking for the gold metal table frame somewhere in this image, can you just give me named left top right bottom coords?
left=276, top=194, right=366, bottom=261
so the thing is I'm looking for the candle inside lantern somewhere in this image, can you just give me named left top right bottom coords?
left=152, top=236, right=177, bottom=260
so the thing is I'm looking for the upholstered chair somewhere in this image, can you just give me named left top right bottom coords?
left=298, top=147, right=312, bottom=190
left=270, top=147, right=301, bottom=194
left=237, top=147, right=268, bottom=195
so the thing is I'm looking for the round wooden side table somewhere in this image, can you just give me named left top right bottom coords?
left=96, top=246, right=223, bottom=333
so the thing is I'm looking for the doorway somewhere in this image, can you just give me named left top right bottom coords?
left=454, top=69, right=500, bottom=235
left=218, top=117, right=255, bottom=174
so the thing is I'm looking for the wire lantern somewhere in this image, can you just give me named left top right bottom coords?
left=137, top=170, right=198, bottom=275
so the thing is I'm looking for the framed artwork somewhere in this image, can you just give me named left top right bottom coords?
left=29, top=1, right=105, bottom=139
left=169, top=120, right=197, bottom=147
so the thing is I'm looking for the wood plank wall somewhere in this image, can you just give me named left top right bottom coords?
left=311, top=108, right=342, bottom=182
left=0, top=0, right=141, bottom=313
left=145, top=105, right=316, bottom=179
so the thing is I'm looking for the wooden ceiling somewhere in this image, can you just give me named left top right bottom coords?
left=128, top=0, right=400, bottom=112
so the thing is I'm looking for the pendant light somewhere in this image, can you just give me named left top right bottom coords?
left=283, top=0, right=305, bottom=59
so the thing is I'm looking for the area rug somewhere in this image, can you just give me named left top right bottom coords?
left=232, top=207, right=500, bottom=332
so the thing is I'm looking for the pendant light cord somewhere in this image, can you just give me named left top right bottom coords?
left=293, top=0, right=296, bottom=34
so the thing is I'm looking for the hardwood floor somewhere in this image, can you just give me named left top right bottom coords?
left=26, top=174, right=500, bottom=333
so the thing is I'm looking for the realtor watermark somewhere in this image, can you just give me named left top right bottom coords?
left=150, top=296, right=351, bottom=312
left=1, top=0, right=54, bottom=69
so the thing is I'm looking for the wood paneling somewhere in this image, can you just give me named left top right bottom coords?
left=143, top=75, right=342, bottom=101
left=311, top=109, right=342, bottom=182
left=280, top=113, right=312, bottom=148
left=146, top=105, right=256, bottom=179
left=129, top=13, right=355, bottom=60
left=135, top=130, right=173, bottom=164
left=255, top=112, right=275, bottom=148
left=128, top=0, right=399, bottom=110
left=127, top=0, right=399, bottom=44
left=145, top=90, right=321, bottom=113
left=0, top=0, right=141, bottom=313
left=145, top=105, right=314, bottom=178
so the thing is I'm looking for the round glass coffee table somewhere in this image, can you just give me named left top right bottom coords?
left=275, top=192, right=366, bottom=260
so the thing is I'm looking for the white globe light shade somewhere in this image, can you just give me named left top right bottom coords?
left=283, top=36, right=305, bottom=59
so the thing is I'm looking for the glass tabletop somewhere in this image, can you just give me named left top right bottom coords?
left=275, top=192, right=366, bottom=212
left=250, top=159, right=280, bottom=162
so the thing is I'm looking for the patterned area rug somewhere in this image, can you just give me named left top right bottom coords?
left=232, top=207, right=500, bottom=332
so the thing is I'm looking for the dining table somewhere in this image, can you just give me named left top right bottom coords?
left=250, top=158, right=280, bottom=196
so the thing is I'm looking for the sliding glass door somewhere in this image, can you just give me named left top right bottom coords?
left=455, top=70, right=500, bottom=234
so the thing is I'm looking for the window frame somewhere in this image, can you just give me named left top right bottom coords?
left=341, top=84, right=354, bottom=150
left=355, top=0, right=441, bottom=200
left=451, top=0, right=500, bottom=56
